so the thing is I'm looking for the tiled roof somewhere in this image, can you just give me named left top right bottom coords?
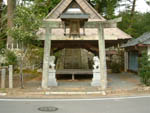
left=123, top=32, right=150, bottom=47
left=37, top=28, right=131, bottom=40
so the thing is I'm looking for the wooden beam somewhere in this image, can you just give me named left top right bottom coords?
left=42, top=17, right=122, bottom=28
left=42, top=20, right=62, bottom=28
left=104, top=17, right=122, bottom=24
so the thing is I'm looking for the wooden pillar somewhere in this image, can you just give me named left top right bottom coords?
left=98, top=23, right=107, bottom=90
left=42, top=27, right=51, bottom=89
left=9, top=65, right=13, bottom=88
left=124, top=51, right=129, bottom=72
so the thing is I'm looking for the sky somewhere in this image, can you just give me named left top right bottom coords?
left=136, top=0, right=150, bottom=12
left=3, top=0, right=150, bottom=13
left=118, top=0, right=150, bottom=13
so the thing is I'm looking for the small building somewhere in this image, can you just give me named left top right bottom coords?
left=123, top=32, right=150, bottom=72
left=38, top=0, right=132, bottom=89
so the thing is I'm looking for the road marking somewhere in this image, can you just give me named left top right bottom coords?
left=0, top=95, right=150, bottom=102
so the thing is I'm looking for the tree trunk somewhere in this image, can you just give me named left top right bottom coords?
left=131, top=0, right=136, bottom=18
left=128, top=0, right=136, bottom=29
left=0, top=0, right=3, bottom=19
left=7, top=0, right=16, bottom=48
left=20, top=57, right=24, bottom=89
left=0, top=0, right=3, bottom=21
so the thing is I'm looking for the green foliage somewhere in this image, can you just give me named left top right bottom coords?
left=27, top=45, right=44, bottom=68
left=9, top=6, right=41, bottom=44
left=111, top=62, right=121, bottom=73
left=118, top=12, right=150, bottom=38
left=110, top=49, right=124, bottom=73
left=0, top=5, right=7, bottom=52
left=9, top=0, right=61, bottom=46
left=89, top=0, right=121, bottom=19
left=132, top=12, right=150, bottom=37
left=4, top=50, right=18, bottom=66
left=31, top=0, right=60, bottom=17
left=138, top=51, right=150, bottom=86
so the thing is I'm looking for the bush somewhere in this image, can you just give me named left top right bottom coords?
left=4, top=50, right=18, bottom=66
left=138, top=51, right=150, bottom=86
left=111, top=62, right=121, bottom=73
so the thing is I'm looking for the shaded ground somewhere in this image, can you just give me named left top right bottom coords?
left=108, top=72, right=141, bottom=90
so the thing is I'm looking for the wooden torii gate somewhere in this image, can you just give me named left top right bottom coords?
left=41, top=17, right=122, bottom=90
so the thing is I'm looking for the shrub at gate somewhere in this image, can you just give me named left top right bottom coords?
left=138, top=51, right=150, bottom=86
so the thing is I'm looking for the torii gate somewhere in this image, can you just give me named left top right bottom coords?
left=41, top=17, right=122, bottom=90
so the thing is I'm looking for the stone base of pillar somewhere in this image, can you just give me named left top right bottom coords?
left=48, top=69, right=57, bottom=86
left=100, top=80, right=107, bottom=90
left=91, top=70, right=101, bottom=86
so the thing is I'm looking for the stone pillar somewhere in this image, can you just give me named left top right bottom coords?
left=48, top=69, right=57, bottom=86
left=124, top=51, right=128, bottom=72
left=91, top=70, right=101, bottom=86
left=9, top=65, right=13, bottom=88
left=98, top=23, right=107, bottom=89
left=1, top=69, right=6, bottom=88
left=91, top=56, right=101, bottom=86
left=48, top=56, right=57, bottom=86
left=42, top=27, right=51, bottom=89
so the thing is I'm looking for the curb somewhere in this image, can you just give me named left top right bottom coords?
left=44, top=91, right=106, bottom=95
left=0, top=93, right=7, bottom=96
left=1, top=86, right=150, bottom=97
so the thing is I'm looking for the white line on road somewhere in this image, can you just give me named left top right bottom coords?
left=0, top=95, right=150, bottom=102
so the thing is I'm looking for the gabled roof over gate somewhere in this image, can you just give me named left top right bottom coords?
left=38, top=0, right=132, bottom=41
left=45, top=0, right=105, bottom=20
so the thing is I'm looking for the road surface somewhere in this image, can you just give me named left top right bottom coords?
left=0, top=96, right=150, bottom=113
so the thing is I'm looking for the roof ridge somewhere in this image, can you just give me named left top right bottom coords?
left=45, top=0, right=71, bottom=19
left=45, top=0, right=105, bottom=20
left=81, top=0, right=105, bottom=20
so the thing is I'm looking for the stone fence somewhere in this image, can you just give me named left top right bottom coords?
left=0, top=65, right=13, bottom=89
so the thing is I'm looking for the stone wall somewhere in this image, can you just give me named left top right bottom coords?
left=56, top=49, right=92, bottom=69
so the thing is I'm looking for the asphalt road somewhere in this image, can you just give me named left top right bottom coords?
left=0, top=96, right=150, bottom=113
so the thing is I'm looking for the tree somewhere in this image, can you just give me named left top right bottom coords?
left=9, top=4, right=42, bottom=88
left=128, top=0, right=137, bottom=29
left=145, top=0, right=150, bottom=6
left=7, top=0, right=16, bottom=48
left=88, top=0, right=122, bottom=19
left=0, top=0, right=7, bottom=52
left=118, top=12, right=150, bottom=38
left=0, top=0, right=3, bottom=19
left=139, top=51, right=150, bottom=86
left=7, top=0, right=60, bottom=88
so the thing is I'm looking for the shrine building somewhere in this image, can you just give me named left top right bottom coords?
left=37, top=0, right=132, bottom=89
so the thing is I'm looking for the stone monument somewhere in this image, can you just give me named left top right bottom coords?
left=91, top=56, right=101, bottom=86
left=48, top=56, right=58, bottom=86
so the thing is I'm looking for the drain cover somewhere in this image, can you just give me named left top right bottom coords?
left=38, top=106, right=58, bottom=112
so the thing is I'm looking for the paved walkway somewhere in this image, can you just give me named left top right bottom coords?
left=0, top=72, right=149, bottom=98
left=19, top=72, right=141, bottom=92
left=108, top=72, right=141, bottom=90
